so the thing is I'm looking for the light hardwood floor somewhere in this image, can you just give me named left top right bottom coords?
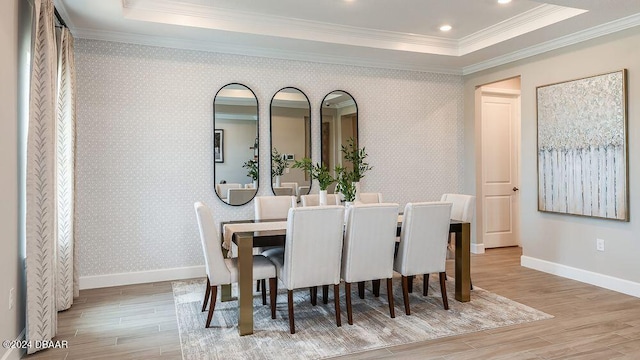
left=25, top=247, right=640, bottom=359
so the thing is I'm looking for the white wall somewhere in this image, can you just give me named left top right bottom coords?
left=74, top=39, right=464, bottom=286
left=0, top=0, right=24, bottom=359
left=464, top=27, right=640, bottom=295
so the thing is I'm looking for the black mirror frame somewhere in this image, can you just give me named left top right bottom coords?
left=319, top=90, right=359, bottom=174
left=213, top=82, right=259, bottom=206
left=269, top=86, right=312, bottom=197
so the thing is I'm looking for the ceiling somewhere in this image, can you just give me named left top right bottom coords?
left=55, top=0, right=640, bottom=75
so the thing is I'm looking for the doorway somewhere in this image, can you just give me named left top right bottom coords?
left=476, top=77, right=521, bottom=249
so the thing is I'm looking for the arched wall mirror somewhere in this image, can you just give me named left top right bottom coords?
left=270, top=87, right=312, bottom=199
left=320, top=90, right=358, bottom=193
left=213, top=83, right=259, bottom=206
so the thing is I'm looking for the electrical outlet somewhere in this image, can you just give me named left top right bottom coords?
left=596, top=238, right=605, bottom=252
left=9, top=288, right=15, bottom=310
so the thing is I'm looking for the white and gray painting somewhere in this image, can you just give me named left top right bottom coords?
left=537, top=70, right=627, bottom=220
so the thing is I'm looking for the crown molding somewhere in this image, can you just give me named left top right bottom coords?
left=73, top=28, right=464, bottom=75
left=459, top=4, right=587, bottom=55
left=462, top=12, right=640, bottom=75
left=123, top=0, right=459, bottom=56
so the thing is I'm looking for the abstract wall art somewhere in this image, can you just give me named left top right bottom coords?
left=537, top=69, right=628, bottom=221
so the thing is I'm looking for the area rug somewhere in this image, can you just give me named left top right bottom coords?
left=173, top=276, right=552, bottom=360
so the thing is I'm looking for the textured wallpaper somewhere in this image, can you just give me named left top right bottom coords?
left=74, top=39, right=464, bottom=277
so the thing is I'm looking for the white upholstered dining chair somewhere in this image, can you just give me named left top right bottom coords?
left=263, top=206, right=345, bottom=334
left=227, top=188, right=257, bottom=205
left=215, top=183, right=241, bottom=200
left=394, top=201, right=452, bottom=315
left=193, top=202, right=277, bottom=327
left=273, top=187, right=294, bottom=196
left=441, top=193, right=475, bottom=288
left=341, top=203, right=399, bottom=324
left=358, top=192, right=383, bottom=204
left=300, top=194, right=339, bottom=206
left=253, top=195, right=297, bottom=291
left=254, top=195, right=297, bottom=220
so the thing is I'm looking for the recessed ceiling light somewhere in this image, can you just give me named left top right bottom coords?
left=498, top=0, right=512, bottom=4
left=439, top=25, right=452, bottom=32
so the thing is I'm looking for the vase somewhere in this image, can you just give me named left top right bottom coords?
left=252, top=180, right=258, bottom=189
left=274, top=175, right=281, bottom=187
left=353, top=181, right=361, bottom=202
left=344, top=201, right=353, bottom=223
left=319, top=190, right=328, bottom=206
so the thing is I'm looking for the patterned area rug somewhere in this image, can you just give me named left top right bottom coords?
left=173, top=276, right=552, bottom=360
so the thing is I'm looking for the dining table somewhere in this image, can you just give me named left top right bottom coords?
left=220, top=217, right=471, bottom=336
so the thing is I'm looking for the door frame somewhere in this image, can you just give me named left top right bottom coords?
left=474, top=83, right=521, bottom=253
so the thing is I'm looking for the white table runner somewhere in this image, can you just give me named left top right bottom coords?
left=222, top=221, right=288, bottom=251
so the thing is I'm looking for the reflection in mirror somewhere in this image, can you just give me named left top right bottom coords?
left=270, top=87, right=311, bottom=200
left=213, top=83, right=259, bottom=206
left=320, top=90, right=358, bottom=194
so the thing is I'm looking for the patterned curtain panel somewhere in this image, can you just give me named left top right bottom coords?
left=56, top=27, right=78, bottom=311
left=26, top=0, right=57, bottom=354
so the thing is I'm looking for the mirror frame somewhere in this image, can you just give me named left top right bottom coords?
left=269, top=86, right=312, bottom=197
left=319, top=90, right=359, bottom=185
left=213, top=82, right=259, bottom=206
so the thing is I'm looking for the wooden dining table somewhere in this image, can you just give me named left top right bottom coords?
left=220, top=218, right=471, bottom=336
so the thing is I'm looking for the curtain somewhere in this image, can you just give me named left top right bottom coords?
left=26, top=0, right=78, bottom=353
left=26, top=0, right=57, bottom=354
left=56, top=26, right=78, bottom=311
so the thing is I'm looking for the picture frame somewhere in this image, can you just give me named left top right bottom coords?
left=536, top=69, right=628, bottom=221
left=214, top=129, right=224, bottom=163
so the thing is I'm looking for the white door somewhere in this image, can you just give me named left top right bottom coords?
left=480, top=91, right=520, bottom=248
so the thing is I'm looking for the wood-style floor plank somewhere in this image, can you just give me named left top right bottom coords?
left=24, top=247, right=640, bottom=360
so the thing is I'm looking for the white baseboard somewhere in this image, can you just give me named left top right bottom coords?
left=79, top=265, right=206, bottom=290
left=521, top=256, right=640, bottom=298
left=1, top=329, right=25, bottom=360
left=471, top=243, right=485, bottom=254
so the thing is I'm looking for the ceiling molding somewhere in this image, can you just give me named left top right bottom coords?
left=73, top=27, right=464, bottom=75
left=462, top=12, right=640, bottom=75
left=123, top=0, right=460, bottom=56
left=459, top=4, right=587, bottom=55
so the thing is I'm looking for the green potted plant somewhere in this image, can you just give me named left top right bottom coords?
left=292, top=158, right=335, bottom=205
left=271, top=148, right=287, bottom=187
left=335, top=165, right=356, bottom=205
left=340, top=137, right=372, bottom=201
left=242, top=159, right=259, bottom=188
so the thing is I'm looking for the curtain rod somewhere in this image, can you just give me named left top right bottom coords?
left=54, top=8, right=68, bottom=28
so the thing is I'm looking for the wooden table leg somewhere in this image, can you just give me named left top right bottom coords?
left=236, top=232, right=254, bottom=335
left=220, top=247, right=234, bottom=302
left=454, top=222, right=471, bottom=302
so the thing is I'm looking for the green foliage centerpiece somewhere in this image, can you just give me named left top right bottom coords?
left=242, top=158, right=258, bottom=188
left=271, top=148, right=287, bottom=187
left=293, top=158, right=335, bottom=205
left=339, top=137, right=372, bottom=202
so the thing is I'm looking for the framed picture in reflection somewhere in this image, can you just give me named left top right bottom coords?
left=214, top=129, right=224, bottom=163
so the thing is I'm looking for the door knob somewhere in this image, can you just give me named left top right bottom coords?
left=513, top=187, right=519, bottom=192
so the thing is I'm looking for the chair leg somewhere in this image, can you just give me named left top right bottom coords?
left=206, top=285, right=217, bottom=328
left=401, top=276, right=410, bottom=315
left=322, top=285, right=329, bottom=304
left=372, top=279, right=380, bottom=297
left=261, top=279, right=267, bottom=305
left=358, top=281, right=365, bottom=299
left=408, top=275, right=414, bottom=293
left=423, top=274, right=429, bottom=296
left=202, top=277, right=211, bottom=312
left=386, top=278, right=395, bottom=319
left=269, top=278, right=277, bottom=319
left=288, top=290, right=295, bottom=334
left=310, top=286, right=318, bottom=306
left=334, top=284, right=342, bottom=327
left=439, top=272, right=449, bottom=310
left=345, top=282, right=353, bottom=325
left=471, top=279, right=474, bottom=290
left=256, top=280, right=261, bottom=292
